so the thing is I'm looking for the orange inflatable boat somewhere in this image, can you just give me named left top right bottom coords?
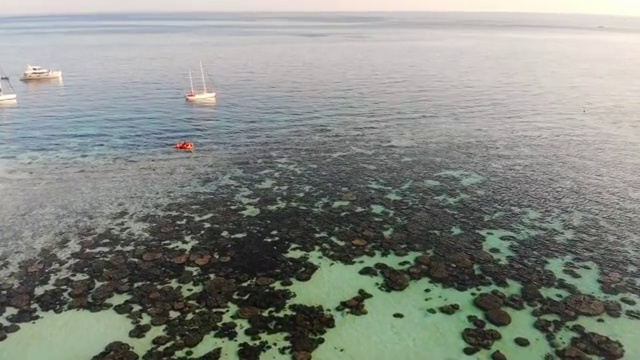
left=174, top=142, right=194, bottom=151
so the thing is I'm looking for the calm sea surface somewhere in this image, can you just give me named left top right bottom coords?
left=1, top=12, right=640, bottom=360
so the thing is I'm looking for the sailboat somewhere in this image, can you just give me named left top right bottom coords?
left=185, top=61, right=216, bottom=102
left=0, top=70, right=17, bottom=103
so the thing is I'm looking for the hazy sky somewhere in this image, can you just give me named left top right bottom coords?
left=4, top=0, right=640, bottom=16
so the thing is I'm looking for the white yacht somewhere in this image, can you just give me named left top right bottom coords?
left=20, top=64, right=62, bottom=81
left=0, top=75, right=17, bottom=103
left=185, top=61, right=216, bottom=102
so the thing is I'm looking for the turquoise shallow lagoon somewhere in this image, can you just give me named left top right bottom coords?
left=2, top=151, right=640, bottom=359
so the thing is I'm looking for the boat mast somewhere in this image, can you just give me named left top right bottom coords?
left=189, top=71, right=194, bottom=93
left=200, top=61, right=207, bottom=93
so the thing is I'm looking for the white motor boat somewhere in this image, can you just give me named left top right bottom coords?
left=0, top=74, right=17, bottom=103
left=186, top=61, right=216, bottom=102
left=20, top=64, right=62, bottom=81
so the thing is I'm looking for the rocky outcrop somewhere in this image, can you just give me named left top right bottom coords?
left=474, top=293, right=503, bottom=311
left=439, top=304, right=460, bottom=315
left=92, top=341, right=139, bottom=360
left=381, top=268, right=409, bottom=291
left=200, top=278, right=237, bottom=308
left=568, top=332, right=624, bottom=359
left=462, top=328, right=502, bottom=349
left=485, top=309, right=511, bottom=326
left=564, top=294, right=605, bottom=316
left=491, top=350, right=507, bottom=360
left=237, top=306, right=261, bottom=319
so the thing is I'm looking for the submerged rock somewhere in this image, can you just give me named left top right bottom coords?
left=569, top=331, right=624, bottom=359
left=9, top=294, right=31, bottom=309
left=485, top=309, right=511, bottom=327
left=92, top=341, right=139, bottom=360
left=414, top=255, right=431, bottom=266
left=462, top=328, right=501, bottom=349
left=114, top=303, right=133, bottom=315
left=152, top=335, right=171, bottom=346
left=293, top=351, right=312, bottom=360
left=491, top=350, right=507, bottom=360
left=177, top=271, right=194, bottom=284
left=4, top=324, right=19, bottom=334
left=193, top=254, right=212, bottom=266
left=171, top=253, right=188, bottom=265
left=474, top=293, right=503, bottom=311
left=599, top=273, right=623, bottom=285
left=237, top=306, right=261, bottom=319
left=556, top=346, right=590, bottom=360
left=255, top=277, right=275, bottom=286
left=564, top=294, right=605, bottom=316
left=533, top=318, right=553, bottom=333
left=521, top=285, right=543, bottom=302
left=449, top=253, right=473, bottom=269
left=626, top=310, right=640, bottom=320
left=603, top=300, right=622, bottom=318
left=428, top=261, right=450, bottom=281
left=201, top=278, right=237, bottom=308
left=337, top=292, right=370, bottom=316
left=184, top=332, right=204, bottom=347
left=141, top=252, right=163, bottom=262
left=199, top=348, right=222, bottom=360
left=351, top=239, right=367, bottom=247
left=128, top=324, right=151, bottom=339
left=463, top=347, right=480, bottom=355
left=504, top=295, right=525, bottom=310
left=381, top=268, right=410, bottom=291
left=620, top=297, right=636, bottom=306
left=439, top=304, right=460, bottom=315
left=358, top=266, right=378, bottom=277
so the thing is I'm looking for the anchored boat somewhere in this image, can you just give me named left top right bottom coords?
left=0, top=71, right=17, bottom=103
left=20, top=64, right=62, bottom=81
left=186, top=61, right=216, bottom=102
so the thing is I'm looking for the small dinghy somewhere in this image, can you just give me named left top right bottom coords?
left=174, top=142, right=194, bottom=151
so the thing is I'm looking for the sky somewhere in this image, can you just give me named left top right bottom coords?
left=4, top=0, right=640, bottom=16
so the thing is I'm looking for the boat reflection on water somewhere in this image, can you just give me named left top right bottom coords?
left=24, top=77, right=64, bottom=92
left=0, top=100, right=17, bottom=108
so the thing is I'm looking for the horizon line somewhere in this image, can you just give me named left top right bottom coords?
left=2, top=10, right=640, bottom=20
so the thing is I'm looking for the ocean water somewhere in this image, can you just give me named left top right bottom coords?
left=1, top=12, right=640, bottom=360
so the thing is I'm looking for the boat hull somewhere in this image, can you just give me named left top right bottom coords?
left=186, top=92, right=216, bottom=102
left=0, top=94, right=17, bottom=103
left=20, top=71, right=62, bottom=81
